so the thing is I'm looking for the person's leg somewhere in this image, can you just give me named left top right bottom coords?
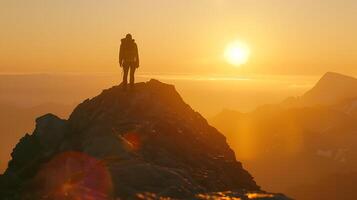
left=129, top=65, right=136, bottom=87
left=122, top=66, right=129, bottom=86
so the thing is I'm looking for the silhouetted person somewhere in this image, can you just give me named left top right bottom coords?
left=119, top=34, right=139, bottom=87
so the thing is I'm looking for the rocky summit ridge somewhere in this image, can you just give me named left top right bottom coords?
left=0, top=79, right=290, bottom=200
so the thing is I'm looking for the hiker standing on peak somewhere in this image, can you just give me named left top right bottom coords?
left=119, top=33, right=139, bottom=87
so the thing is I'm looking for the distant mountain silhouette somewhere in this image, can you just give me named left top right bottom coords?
left=282, top=72, right=357, bottom=107
left=0, top=80, right=290, bottom=200
left=211, top=72, right=357, bottom=200
left=0, top=102, right=74, bottom=174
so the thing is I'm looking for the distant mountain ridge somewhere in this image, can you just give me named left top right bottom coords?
left=211, top=72, right=357, bottom=200
left=283, top=72, right=357, bottom=107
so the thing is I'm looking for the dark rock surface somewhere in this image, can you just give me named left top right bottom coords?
left=0, top=80, right=290, bottom=200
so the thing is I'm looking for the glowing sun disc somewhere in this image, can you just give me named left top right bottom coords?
left=224, top=41, right=250, bottom=66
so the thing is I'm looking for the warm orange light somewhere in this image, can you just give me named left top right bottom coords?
left=32, top=151, right=113, bottom=199
left=123, top=132, right=141, bottom=151
left=224, top=41, right=250, bottom=66
left=247, top=193, right=274, bottom=199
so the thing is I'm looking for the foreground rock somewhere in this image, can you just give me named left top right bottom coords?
left=0, top=80, right=290, bottom=200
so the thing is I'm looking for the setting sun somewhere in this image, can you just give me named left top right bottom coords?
left=224, top=41, right=250, bottom=66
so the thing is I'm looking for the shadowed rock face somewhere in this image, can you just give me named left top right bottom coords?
left=0, top=80, right=290, bottom=200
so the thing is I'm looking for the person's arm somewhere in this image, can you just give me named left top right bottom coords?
left=135, top=43, right=139, bottom=67
left=119, top=43, right=123, bottom=67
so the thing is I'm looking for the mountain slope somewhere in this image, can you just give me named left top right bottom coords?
left=211, top=72, right=357, bottom=199
left=0, top=80, right=289, bottom=200
left=282, top=72, right=357, bottom=107
left=303, top=72, right=357, bottom=105
left=212, top=103, right=357, bottom=200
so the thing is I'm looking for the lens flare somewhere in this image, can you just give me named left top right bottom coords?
left=29, top=151, right=113, bottom=200
left=123, top=132, right=141, bottom=151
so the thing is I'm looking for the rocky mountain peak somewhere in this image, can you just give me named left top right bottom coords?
left=314, top=72, right=357, bottom=89
left=302, top=72, right=357, bottom=106
left=0, top=79, right=290, bottom=199
left=281, top=72, right=357, bottom=107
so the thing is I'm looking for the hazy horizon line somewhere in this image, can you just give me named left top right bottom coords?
left=0, top=71, right=322, bottom=80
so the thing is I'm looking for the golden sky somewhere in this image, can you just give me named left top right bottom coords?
left=1, top=0, right=357, bottom=75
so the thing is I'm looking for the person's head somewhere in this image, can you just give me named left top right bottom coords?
left=125, top=33, right=132, bottom=40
